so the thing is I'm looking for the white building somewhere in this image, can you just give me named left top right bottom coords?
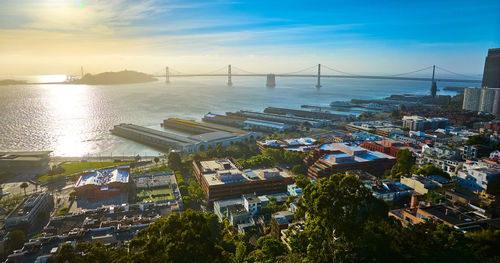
left=455, top=161, right=500, bottom=192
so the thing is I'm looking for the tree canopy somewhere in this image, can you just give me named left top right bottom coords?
left=390, top=149, right=415, bottom=179
left=168, top=152, right=182, bottom=171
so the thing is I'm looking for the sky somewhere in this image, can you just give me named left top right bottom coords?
left=0, top=0, right=499, bottom=76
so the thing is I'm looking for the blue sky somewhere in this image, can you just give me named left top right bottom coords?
left=0, top=0, right=498, bottom=75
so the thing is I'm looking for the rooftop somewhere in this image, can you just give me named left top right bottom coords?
left=320, top=143, right=394, bottom=165
left=227, top=204, right=248, bottom=217
left=244, top=118, right=290, bottom=129
left=75, top=167, right=130, bottom=188
left=197, top=159, right=292, bottom=186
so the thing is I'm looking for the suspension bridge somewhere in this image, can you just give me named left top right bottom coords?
left=154, top=64, right=481, bottom=92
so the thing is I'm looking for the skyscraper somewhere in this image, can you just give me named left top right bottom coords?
left=480, top=48, right=500, bottom=114
left=479, top=88, right=496, bottom=113
left=462, top=87, right=481, bottom=111
left=482, top=48, right=500, bottom=89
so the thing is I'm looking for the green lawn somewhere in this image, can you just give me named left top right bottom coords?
left=136, top=187, right=174, bottom=202
left=38, top=161, right=130, bottom=183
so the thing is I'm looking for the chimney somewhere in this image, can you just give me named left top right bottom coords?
left=410, top=194, right=418, bottom=209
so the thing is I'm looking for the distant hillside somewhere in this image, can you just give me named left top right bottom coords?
left=70, top=70, right=156, bottom=85
left=0, top=79, right=27, bottom=85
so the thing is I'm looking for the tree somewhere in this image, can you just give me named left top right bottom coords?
left=390, top=149, right=415, bottom=179
left=154, top=157, right=160, bottom=165
left=466, top=135, right=489, bottom=146
left=188, top=178, right=205, bottom=205
left=216, top=143, right=224, bottom=157
left=20, top=182, right=29, bottom=196
left=6, top=230, right=27, bottom=253
left=128, top=209, right=232, bottom=262
left=55, top=243, right=76, bottom=263
left=254, top=235, right=287, bottom=263
left=291, top=164, right=307, bottom=176
left=296, top=173, right=388, bottom=262
left=168, top=152, right=182, bottom=171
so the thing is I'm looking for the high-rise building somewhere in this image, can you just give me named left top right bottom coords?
left=462, top=87, right=481, bottom=111
left=479, top=88, right=496, bottom=113
left=480, top=48, right=500, bottom=114
left=482, top=48, right=500, bottom=89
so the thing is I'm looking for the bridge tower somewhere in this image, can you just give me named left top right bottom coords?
left=430, top=65, right=437, bottom=98
left=266, top=74, right=276, bottom=88
left=228, top=64, right=233, bottom=86
left=316, top=64, right=322, bottom=88
left=165, top=67, right=170, bottom=83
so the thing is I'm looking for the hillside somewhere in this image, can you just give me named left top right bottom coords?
left=70, top=70, right=156, bottom=85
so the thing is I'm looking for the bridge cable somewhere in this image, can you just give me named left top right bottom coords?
left=435, top=66, right=480, bottom=79
left=279, top=65, right=319, bottom=75
left=384, top=65, right=434, bottom=77
left=231, top=66, right=259, bottom=75
left=321, top=65, right=361, bottom=76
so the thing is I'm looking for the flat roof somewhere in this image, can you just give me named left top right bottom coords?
left=187, top=131, right=239, bottom=142
left=244, top=118, right=289, bottom=129
left=198, top=159, right=292, bottom=186
left=320, top=143, right=394, bottom=165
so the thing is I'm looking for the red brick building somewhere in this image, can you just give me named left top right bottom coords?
left=192, top=159, right=294, bottom=203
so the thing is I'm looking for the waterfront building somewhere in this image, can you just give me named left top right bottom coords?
left=264, top=107, right=353, bottom=121
left=192, top=158, right=294, bottom=203
left=243, top=119, right=291, bottom=132
left=5, top=193, right=54, bottom=231
left=112, top=123, right=260, bottom=153
left=0, top=151, right=51, bottom=175
left=74, top=166, right=130, bottom=200
left=229, top=110, right=329, bottom=128
left=462, top=87, right=482, bottom=111
left=306, top=143, right=396, bottom=179
left=202, top=112, right=246, bottom=128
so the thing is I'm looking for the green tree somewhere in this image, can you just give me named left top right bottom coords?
left=154, top=157, right=160, bottom=165
left=233, top=242, right=247, bottom=263
left=466, top=135, right=489, bottom=146
left=216, top=143, right=224, bottom=157
left=291, top=164, right=307, bottom=176
left=55, top=243, right=76, bottom=263
left=296, top=173, right=388, bottom=262
left=128, top=209, right=232, bottom=263
left=168, top=152, right=182, bottom=171
left=255, top=235, right=288, bottom=263
left=20, top=182, right=29, bottom=196
left=390, top=149, right=415, bottom=179
left=188, top=178, right=205, bottom=205
left=6, top=230, right=27, bottom=253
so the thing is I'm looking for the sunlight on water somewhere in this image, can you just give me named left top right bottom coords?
left=42, top=84, right=92, bottom=156
left=38, top=74, right=68, bottom=83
